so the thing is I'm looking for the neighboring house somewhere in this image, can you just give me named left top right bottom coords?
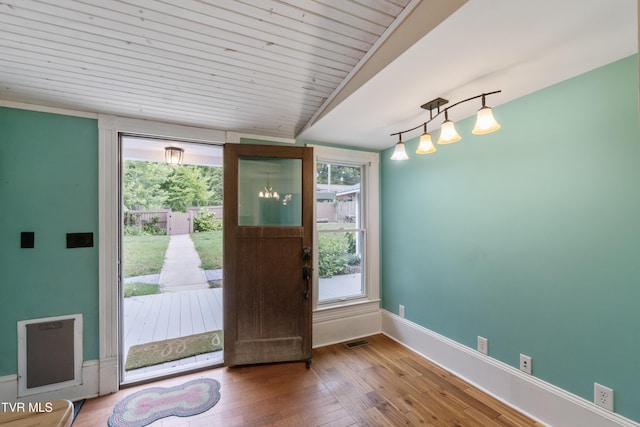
left=316, top=183, right=359, bottom=224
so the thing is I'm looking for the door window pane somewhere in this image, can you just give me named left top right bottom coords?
left=317, top=163, right=364, bottom=302
left=238, top=157, right=302, bottom=226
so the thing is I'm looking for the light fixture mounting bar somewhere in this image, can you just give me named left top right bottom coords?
left=442, top=90, right=501, bottom=111
left=420, top=97, right=448, bottom=112
left=390, top=90, right=501, bottom=138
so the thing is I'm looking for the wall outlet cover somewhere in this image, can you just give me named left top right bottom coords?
left=519, top=354, right=532, bottom=375
left=594, top=383, right=614, bottom=411
left=477, top=336, right=488, bottom=355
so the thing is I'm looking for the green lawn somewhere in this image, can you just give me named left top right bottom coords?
left=123, top=283, right=159, bottom=297
left=190, top=230, right=223, bottom=270
left=123, top=235, right=170, bottom=277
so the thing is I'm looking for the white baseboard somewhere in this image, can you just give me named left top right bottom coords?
left=0, top=360, right=100, bottom=403
left=0, top=375, right=17, bottom=401
left=381, top=310, right=639, bottom=427
left=99, top=356, right=119, bottom=395
left=313, top=301, right=381, bottom=348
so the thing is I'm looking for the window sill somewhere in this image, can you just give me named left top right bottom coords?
left=313, top=298, right=380, bottom=323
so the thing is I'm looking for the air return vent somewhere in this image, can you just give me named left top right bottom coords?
left=344, top=339, right=369, bottom=349
left=17, top=314, right=83, bottom=396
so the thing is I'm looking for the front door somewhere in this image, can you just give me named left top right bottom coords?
left=223, top=144, right=313, bottom=366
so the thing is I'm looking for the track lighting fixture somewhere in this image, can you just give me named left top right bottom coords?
left=390, top=90, right=501, bottom=160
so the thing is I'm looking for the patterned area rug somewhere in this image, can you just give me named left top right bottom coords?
left=125, top=330, right=223, bottom=370
left=107, top=378, right=221, bottom=427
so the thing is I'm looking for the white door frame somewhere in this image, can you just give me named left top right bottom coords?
left=98, top=115, right=228, bottom=394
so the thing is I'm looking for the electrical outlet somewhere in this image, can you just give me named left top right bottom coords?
left=519, top=354, right=532, bottom=375
left=594, top=383, right=614, bottom=411
left=477, top=336, right=488, bottom=355
left=399, top=305, right=405, bottom=318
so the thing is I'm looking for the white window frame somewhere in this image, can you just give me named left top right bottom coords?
left=309, top=145, right=380, bottom=318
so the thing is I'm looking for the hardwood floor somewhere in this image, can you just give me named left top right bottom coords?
left=73, top=334, right=543, bottom=426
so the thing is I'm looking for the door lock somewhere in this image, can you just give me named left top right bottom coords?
left=302, top=246, right=312, bottom=261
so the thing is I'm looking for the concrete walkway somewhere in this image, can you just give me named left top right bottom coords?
left=158, top=234, right=209, bottom=292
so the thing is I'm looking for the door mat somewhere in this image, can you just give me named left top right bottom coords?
left=107, top=378, right=221, bottom=427
left=125, top=330, right=223, bottom=371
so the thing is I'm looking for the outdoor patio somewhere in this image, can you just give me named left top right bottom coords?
left=123, top=288, right=223, bottom=381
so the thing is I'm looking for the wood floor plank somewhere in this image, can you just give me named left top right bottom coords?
left=198, top=289, right=217, bottom=331
left=74, top=334, right=540, bottom=426
left=188, top=291, right=206, bottom=334
left=179, top=292, right=194, bottom=336
left=391, top=393, right=444, bottom=425
left=152, top=293, right=172, bottom=341
left=166, top=291, right=182, bottom=339
left=124, top=296, right=153, bottom=346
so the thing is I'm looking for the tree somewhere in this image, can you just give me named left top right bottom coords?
left=161, top=166, right=213, bottom=212
left=123, top=160, right=170, bottom=209
left=124, top=161, right=222, bottom=211
left=196, top=165, right=223, bottom=206
left=316, top=163, right=360, bottom=185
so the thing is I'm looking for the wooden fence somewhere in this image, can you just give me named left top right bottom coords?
left=124, top=206, right=222, bottom=235
left=316, top=200, right=356, bottom=224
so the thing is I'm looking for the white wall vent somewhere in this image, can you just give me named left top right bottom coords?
left=17, top=314, right=83, bottom=397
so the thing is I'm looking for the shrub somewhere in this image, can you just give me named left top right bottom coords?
left=346, top=253, right=361, bottom=266
left=124, top=225, right=144, bottom=236
left=318, top=233, right=350, bottom=278
left=123, top=214, right=164, bottom=236
left=346, top=231, right=356, bottom=254
left=142, top=216, right=163, bottom=235
left=193, top=209, right=223, bottom=232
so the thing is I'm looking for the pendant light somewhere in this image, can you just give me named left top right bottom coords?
left=437, top=110, right=462, bottom=145
left=259, top=186, right=279, bottom=199
left=164, top=146, right=184, bottom=166
left=472, top=94, right=501, bottom=134
left=416, top=123, right=436, bottom=154
left=390, top=133, right=409, bottom=160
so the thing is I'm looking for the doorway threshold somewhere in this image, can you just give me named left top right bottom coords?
left=121, top=353, right=224, bottom=387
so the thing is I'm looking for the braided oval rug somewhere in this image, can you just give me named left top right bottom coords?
left=107, top=378, right=221, bottom=427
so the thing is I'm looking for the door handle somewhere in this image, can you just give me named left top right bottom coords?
left=302, top=246, right=311, bottom=262
left=302, top=266, right=312, bottom=299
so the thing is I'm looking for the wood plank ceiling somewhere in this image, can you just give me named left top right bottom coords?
left=0, top=0, right=413, bottom=139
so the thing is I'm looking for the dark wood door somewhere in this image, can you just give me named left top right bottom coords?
left=223, top=144, right=313, bottom=366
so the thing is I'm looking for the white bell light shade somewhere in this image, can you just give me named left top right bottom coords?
left=390, top=140, right=409, bottom=160
left=165, top=146, right=184, bottom=166
left=437, top=120, right=462, bottom=144
left=416, top=132, right=436, bottom=154
left=472, top=106, right=501, bottom=134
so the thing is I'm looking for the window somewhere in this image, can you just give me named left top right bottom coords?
left=310, top=146, right=380, bottom=309
left=316, top=163, right=364, bottom=302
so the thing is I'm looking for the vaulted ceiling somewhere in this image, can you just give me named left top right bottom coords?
left=0, top=1, right=637, bottom=151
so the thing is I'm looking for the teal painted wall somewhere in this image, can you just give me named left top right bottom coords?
left=381, top=55, right=640, bottom=422
left=0, top=108, right=99, bottom=376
